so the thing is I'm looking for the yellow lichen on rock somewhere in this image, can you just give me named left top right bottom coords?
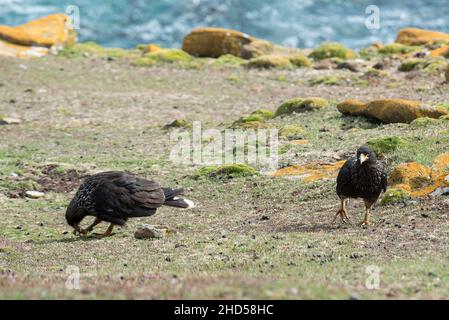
left=396, top=28, right=449, bottom=45
left=388, top=155, right=449, bottom=197
left=364, top=99, right=448, bottom=124
left=0, top=14, right=76, bottom=58
left=144, top=44, right=162, bottom=53
left=336, top=100, right=367, bottom=116
left=270, top=161, right=345, bottom=182
left=429, top=45, right=449, bottom=57
left=182, top=27, right=255, bottom=58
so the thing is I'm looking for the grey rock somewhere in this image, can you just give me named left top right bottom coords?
left=134, top=224, right=165, bottom=239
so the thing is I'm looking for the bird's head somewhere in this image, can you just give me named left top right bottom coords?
left=356, top=146, right=377, bottom=165
left=65, top=198, right=85, bottom=235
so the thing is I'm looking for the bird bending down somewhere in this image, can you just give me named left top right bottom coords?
left=65, top=171, right=195, bottom=237
left=335, top=146, right=387, bottom=226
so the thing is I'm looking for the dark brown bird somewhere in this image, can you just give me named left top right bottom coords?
left=66, top=171, right=194, bottom=237
left=335, top=146, right=387, bottom=226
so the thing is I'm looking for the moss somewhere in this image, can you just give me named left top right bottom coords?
left=366, top=137, right=406, bottom=156
left=246, top=54, right=293, bottom=69
left=58, top=42, right=134, bottom=59
left=233, top=109, right=274, bottom=128
left=309, top=76, right=343, bottom=86
left=380, top=188, right=411, bottom=205
left=275, top=97, right=329, bottom=117
left=212, top=54, right=246, bottom=67
left=288, top=54, right=312, bottom=67
left=279, top=125, right=304, bottom=140
left=422, top=58, right=447, bottom=74
left=195, top=164, right=258, bottom=179
left=309, top=42, right=356, bottom=61
left=132, top=49, right=194, bottom=67
left=163, top=119, right=190, bottom=129
left=398, top=59, right=425, bottom=72
left=440, top=115, right=449, bottom=121
left=378, top=43, right=421, bottom=55
left=410, top=117, right=441, bottom=127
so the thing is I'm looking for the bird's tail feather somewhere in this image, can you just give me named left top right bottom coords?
left=162, top=187, right=195, bottom=209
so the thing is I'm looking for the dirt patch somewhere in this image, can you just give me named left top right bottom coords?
left=37, top=164, right=87, bottom=193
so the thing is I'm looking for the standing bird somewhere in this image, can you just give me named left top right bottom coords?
left=66, top=171, right=194, bottom=237
left=335, top=146, right=387, bottom=226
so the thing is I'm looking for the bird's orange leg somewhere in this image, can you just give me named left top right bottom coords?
left=81, top=218, right=102, bottom=234
left=93, top=223, right=114, bottom=238
left=333, top=197, right=351, bottom=224
left=360, top=199, right=375, bottom=226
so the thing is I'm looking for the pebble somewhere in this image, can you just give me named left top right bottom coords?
left=0, top=117, right=21, bottom=125
left=25, top=191, right=45, bottom=199
left=134, top=224, right=166, bottom=239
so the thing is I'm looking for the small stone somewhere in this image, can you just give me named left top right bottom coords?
left=15, top=225, right=22, bottom=230
left=0, top=117, right=21, bottom=125
left=25, top=191, right=45, bottom=199
left=134, top=224, right=166, bottom=239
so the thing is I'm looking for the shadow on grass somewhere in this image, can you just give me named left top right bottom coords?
left=275, top=223, right=348, bottom=233
left=29, top=234, right=117, bottom=244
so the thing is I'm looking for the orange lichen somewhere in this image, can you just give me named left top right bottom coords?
left=389, top=154, right=449, bottom=197
left=271, top=161, right=345, bottom=182
left=396, top=28, right=449, bottom=46
left=429, top=45, right=449, bottom=57
left=288, top=139, right=309, bottom=145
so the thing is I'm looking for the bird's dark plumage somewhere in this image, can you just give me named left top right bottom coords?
left=335, top=146, right=387, bottom=225
left=66, top=171, right=194, bottom=236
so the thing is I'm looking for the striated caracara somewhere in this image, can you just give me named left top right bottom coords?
left=66, top=171, right=194, bottom=237
left=335, top=146, right=387, bottom=226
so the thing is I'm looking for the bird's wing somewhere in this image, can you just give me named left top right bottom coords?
left=379, top=162, right=388, bottom=192
left=336, top=158, right=356, bottom=195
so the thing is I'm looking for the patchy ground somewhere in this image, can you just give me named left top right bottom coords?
left=1, top=54, right=449, bottom=299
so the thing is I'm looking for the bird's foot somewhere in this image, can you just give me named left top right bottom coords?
left=359, top=220, right=370, bottom=227
left=333, top=210, right=352, bottom=225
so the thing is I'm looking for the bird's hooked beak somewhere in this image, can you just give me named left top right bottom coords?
left=359, top=153, right=369, bottom=164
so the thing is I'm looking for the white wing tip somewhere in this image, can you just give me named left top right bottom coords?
left=183, top=198, right=195, bottom=209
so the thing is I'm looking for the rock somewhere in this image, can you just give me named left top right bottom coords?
left=270, top=161, right=346, bottom=182
left=182, top=27, right=254, bottom=58
left=275, top=97, right=329, bottom=117
left=337, top=61, right=359, bottom=72
left=0, top=14, right=76, bottom=58
left=309, top=42, right=356, bottom=61
left=0, top=117, right=22, bottom=125
left=432, top=153, right=449, bottom=175
left=429, top=45, right=449, bottom=57
left=364, top=99, right=448, bottom=124
left=25, top=191, right=45, bottom=199
left=381, top=188, right=411, bottom=205
left=163, top=119, right=189, bottom=129
left=396, top=28, right=449, bottom=46
left=246, top=54, right=293, bottom=69
left=232, top=109, right=274, bottom=128
left=336, top=99, right=367, bottom=116
left=143, top=44, right=162, bottom=53
left=134, top=225, right=166, bottom=239
left=241, top=39, right=275, bottom=59
left=313, top=58, right=338, bottom=70
left=132, top=49, right=194, bottom=67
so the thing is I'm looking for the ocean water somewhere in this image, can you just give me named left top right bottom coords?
left=1, top=0, right=449, bottom=49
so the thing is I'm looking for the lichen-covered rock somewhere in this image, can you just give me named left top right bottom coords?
left=232, top=109, right=273, bottom=128
left=398, top=58, right=425, bottom=72
left=270, top=161, right=346, bottom=182
left=429, top=45, right=449, bottom=57
left=279, top=125, right=304, bottom=140
left=410, top=117, right=441, bottom=127
left=59, top=42, right=132, bottom=58
left=241, top=39, right=275, bottom=59
left=275, top=97, right=329, bottom=117
left=378, top=43, right=421, bottom=55
left=132, top=49, right=194, bottom=67
left=364, top=99, right=448, bottom=124
left=246, top=53, right=311, bottom=69
left=336, top=100, right=367, bottom=116
left=396, top=28, right=449, bottom=45
left=0, top=14, right=76, bottom=58
left=195, top=164, right=258, bottom=179
left=388, top=162, right=433, bottom=197
left=380, top=188, right=411, bottom=205
left=212, top=54, right=247, bottom=67
left=182, top=27, right=255, bottom=58
left=366, top=137, right=406, bottom=156
left=143, top=44, right=162, bottom=53
left=163, top=119, right=190, bottom=129
left=432, top=152, right=449, bottom=175
left=309, top=42, right=356, bottom=60
left=246, top=54, right=293, bottom=69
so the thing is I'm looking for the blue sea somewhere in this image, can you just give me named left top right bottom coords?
left=1, top=0, right=449, bottom=49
